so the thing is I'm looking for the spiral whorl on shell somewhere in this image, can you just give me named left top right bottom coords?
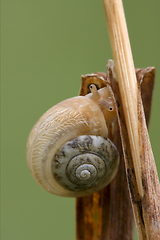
left=27, top=87, right=119, bottom=197
left=53, top=135, right=119, bottom=197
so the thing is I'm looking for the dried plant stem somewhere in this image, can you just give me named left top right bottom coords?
left=76, top=1, right=160, bottom=238
left=103, top=0, right=160, bottom=239
left=103, top=0, right=143, bottom=197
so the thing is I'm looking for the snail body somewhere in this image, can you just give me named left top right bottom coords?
left=27, top=85, right=119, bottom=197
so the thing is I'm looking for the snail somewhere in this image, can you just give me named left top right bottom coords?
left=26, top=84, right=119, bottom=197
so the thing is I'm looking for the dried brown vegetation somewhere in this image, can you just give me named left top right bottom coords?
left=76, top=0, right=160, bottom=239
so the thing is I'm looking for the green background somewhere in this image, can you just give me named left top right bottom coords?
left=1, top=1, right=160, bottom=239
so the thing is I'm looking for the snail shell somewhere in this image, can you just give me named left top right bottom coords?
left=27, top=86, right=119, bottom=197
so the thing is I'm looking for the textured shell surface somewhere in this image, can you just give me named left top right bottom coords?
left=26, top=96, right=109, bottom=196
left=53, top=135, right=119, bottom=197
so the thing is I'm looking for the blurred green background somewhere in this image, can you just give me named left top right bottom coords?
left=1, top=1, right=160, bottom=239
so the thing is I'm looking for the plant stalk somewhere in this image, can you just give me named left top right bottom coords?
left=103, top=0, right=143, bottom=198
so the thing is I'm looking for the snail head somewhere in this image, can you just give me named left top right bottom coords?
left=87, top=84, right=117, bottom=125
